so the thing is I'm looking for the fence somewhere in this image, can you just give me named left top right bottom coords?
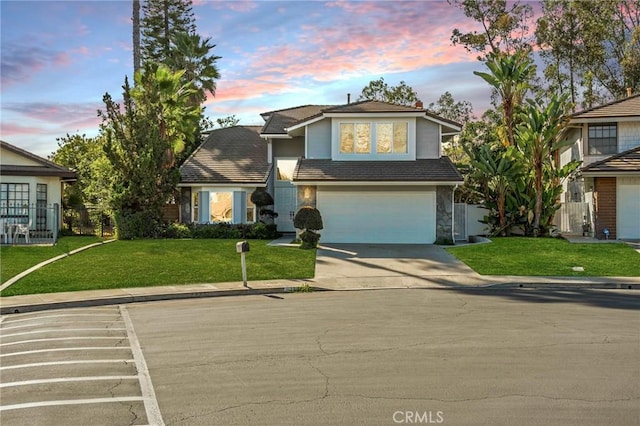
left=0, top=203, right=60, bottom=245
left=62, top=206, right=115, bottom=237
left=554, top=202, right=591, bottom=235
left=454, top=204, right=489, bottom=241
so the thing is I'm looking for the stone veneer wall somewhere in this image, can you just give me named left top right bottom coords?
left=594, top=177, right=617, bottom=239
left=436, top=186, right=454, bottom=244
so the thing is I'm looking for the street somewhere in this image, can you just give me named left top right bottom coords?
left=2, top=288, right=639, bottom=425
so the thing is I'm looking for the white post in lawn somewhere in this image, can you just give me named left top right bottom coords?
left=240, top=251, right=247, bottom=287
left=236, top=241, right=249, bottom=287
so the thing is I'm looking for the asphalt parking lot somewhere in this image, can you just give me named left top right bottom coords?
left=0, top=306, right=161, bottom=425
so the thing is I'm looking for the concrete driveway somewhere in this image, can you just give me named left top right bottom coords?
left=314, top=244, right=479, bottom=287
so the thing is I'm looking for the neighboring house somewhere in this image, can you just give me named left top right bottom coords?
left=0, top=140, right=76, bottom=243
left=559, top=94, right=640, bottom=239
left=179, top=100, right=463, bottom=244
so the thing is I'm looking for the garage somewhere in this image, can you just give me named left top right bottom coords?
left=618, top=177, right=640, bottom=239
left=316, top=189, right=436, bottom=244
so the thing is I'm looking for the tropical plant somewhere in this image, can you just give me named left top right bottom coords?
left=474, top=50, right=536, bottom=147
left=515, top=94, right=581, bottom=235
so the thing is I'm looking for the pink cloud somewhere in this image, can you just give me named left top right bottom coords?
left=208, top=0, right=258, bottom=13
left=0, top=122, right=52, bottom=137
left=207, top=79, right=294, bottom=104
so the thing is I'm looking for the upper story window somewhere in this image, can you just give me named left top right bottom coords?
left=588, top=123, right=617, bottom=155
left=376, top=123, right=408, bottom=154
left=340, top=123, right=371, bottom=154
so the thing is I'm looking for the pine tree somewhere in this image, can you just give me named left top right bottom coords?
left=141, top=0, right=196, bottom=64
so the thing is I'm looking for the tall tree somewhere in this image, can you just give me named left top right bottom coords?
left=133, top=0, right=141, bottom=74
left=536, top=0, right=640, bottom=107
left=428, top=91, right=474, bottom=124
left=449, top=0, right=534, bottom=58
left=358, top=77, right=419, bottom=106
left=141, top=0, right=196, bottom=64
left=474, top=50, right=536, bottom=147
left=98, top=65, right=200, bottom=238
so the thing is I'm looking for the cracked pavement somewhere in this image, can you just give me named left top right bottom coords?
left=126, top=288, right=640, bottom=425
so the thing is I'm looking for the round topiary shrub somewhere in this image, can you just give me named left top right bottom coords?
left=294, top=206, right=323, bottom=249
left=250, top=188, right=274, bottom=207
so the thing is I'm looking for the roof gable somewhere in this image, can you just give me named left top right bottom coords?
left=180, top=126, right=271, bottom=185
left=0, top=140, right=75, bottom=178
left=581, top=146, right=640, bottom=174
left=571, top=94, right=640, bottom=120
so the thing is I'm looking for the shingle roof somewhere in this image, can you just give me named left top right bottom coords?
left=0, top=140, right=76, bottom=179
left=581, top=146, right=640, bottom=174
left=260, top=105, right=333, bottom=135
left=180, top=126, right=271, bottom=184
left=260, top=101, right=462, bottom=134
left=293, top=158, right=463, bottom=183
left=571, top=94, right=640, bottom=120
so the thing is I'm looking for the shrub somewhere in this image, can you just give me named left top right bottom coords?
left=250, top=188, right=274, bottom=207
left=163, top=223, right=192, bottom=239
left=294, top=206, right=323, bottom=249
left=115, top=210, right=162, bottom=239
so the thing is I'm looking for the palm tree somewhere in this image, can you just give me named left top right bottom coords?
left=474, top=50, right=536, bottom=147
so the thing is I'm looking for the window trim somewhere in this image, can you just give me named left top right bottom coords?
left=333, top=118, right=415, bottom=160
left=587, top=123, right=617, bottom=155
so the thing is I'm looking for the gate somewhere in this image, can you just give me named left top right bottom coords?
left=454, top=203, right=467, bottom=241
left=554, top=202, right=591, bottom=235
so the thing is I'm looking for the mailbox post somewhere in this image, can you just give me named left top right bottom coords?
left=236, top=241, right=250, bottom=287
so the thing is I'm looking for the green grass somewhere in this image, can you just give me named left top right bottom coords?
left=1, top=239, right=316, bottom=296
left=446, top=237, right=640, bottom=276
left=0, top=236, right=104, bottom=283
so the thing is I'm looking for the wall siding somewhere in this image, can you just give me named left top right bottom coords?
left=306, top=120, right=332, bottom=159
left=619, top=121, right=640, bottom=152
left=594, top=177, right=617, bottom=239
left=416, top=119, right=440, bottom=159
left=272, top=136, right=305, bottom=158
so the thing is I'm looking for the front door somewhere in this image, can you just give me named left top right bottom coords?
left=274, top=158, right=298, bottom=232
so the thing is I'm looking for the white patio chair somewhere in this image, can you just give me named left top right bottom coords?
left=13, top=220, right=31, bottom=244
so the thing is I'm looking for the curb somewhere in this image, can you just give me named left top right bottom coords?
left=1, top=285, right=328, bottom=315
left=3, top=282, right=637, bottom=315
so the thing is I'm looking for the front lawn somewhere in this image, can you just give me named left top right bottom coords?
left=446, top=237, right=640, bottom=276
left=0, top=236, right=104, bottom=283
left=1, top=239, right=316, bottom=296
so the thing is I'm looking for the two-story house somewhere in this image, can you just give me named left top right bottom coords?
left=559, top=94, right=640, bottom=240
left=179, top=100, right=463, bottom=244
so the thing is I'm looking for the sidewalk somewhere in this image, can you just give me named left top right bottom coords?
left=2, top=274, right=639, bottom=315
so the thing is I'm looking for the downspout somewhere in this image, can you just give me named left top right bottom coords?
left=452, top=184, right=458, bottom=244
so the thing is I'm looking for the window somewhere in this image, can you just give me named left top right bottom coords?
left=276, top=159, right=298, bottom=181
left=0, top=183, right=29, bottom=219
left=193, top=192, right=199, bottom=222
left=588, top=124, right=617, bottom=155
left=210, top=192, right=232, bottom=222
left=246, top=197, right=256, bottom=223
left=340, top=123, right=371, bottom=154
left=376, top=123, right=408, bottom=154
left=36, top=184, right=47, bottom=229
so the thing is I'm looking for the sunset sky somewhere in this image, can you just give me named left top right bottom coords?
left=1, top=0, right=537, bottom=158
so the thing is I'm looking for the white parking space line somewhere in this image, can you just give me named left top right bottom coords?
left=0, top=396, right=145, bottom=412
left=0, top=359, right=135, bottom=371
left=0, top=336, right=125, bottom=347
left=2, top=320, right=125, bottom=331
left=1, top=376, right=139, bottom=388
left=2, top=313, right=121, bottom=324
left=120, top=306, right=165, bottom=426
left=1, top=347, right=131, bottom=358
left=1, top=328, right=126, bottom=338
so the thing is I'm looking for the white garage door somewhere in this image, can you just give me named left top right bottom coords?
left=618, top=178, right=640, bottom=239
left=316, top=190, right=436, bottom=244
